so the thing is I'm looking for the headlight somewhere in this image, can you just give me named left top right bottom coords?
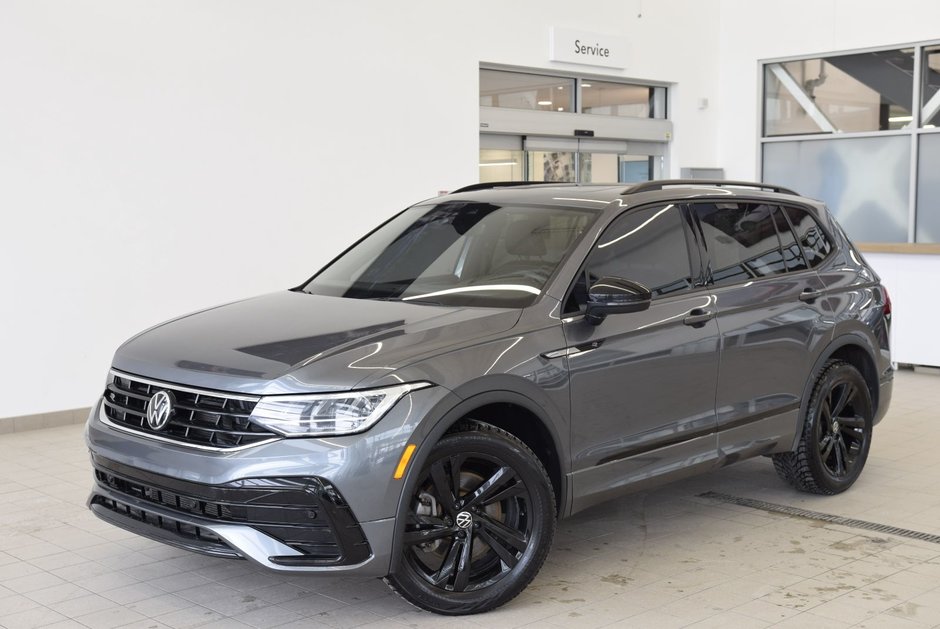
left=248, top=382, right=432, bottom=436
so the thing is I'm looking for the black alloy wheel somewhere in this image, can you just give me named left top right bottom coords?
left=815, top=376, right=868, bottom=479
left=386, top=421, right=555, bottom=615
left=773, top=360, right=873, bottom=495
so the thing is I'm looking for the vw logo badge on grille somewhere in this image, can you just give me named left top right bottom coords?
left=455, top=511, right=473, bottom=529
left=146, top=390, right=175, bottom=431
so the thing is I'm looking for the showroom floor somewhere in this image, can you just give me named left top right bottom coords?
left=1, top=370, right=939, bottom=629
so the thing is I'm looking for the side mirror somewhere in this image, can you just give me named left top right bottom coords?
left=585, top=277, right=652, bottom=325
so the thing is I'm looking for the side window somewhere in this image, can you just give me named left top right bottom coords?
left=565, top=205, right=693, bottom=312
left=694, top=202, right=787, bottom=287
left=772, top=208, right=809, bottom=272
left=783, top=206, right=833, bottom=268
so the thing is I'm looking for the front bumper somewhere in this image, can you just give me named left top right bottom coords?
left=89, top=454, right=376, bottom=570
left=85, top=384, right=455, bottom=575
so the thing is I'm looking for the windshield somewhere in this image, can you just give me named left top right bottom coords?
left=302, top=200, right=598, bottom=307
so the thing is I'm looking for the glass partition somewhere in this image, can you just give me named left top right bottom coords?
left=479, top=69, right=574, bottom=112
left=761, top=41, right=940, bottom=244
left=916, top=134, right=940, bottom=242
left=762, top=136, right=910, bottom=242
left=923, top=46, right=940, bottom=128
left=580, top=80, right=664, bottom=119
left=763, top=49, right=915, bottom=136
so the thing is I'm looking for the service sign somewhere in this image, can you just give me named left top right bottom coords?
left=550, top=27, right=627, bottom=69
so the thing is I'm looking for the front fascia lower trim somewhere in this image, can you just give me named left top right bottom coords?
left=210, top=524, right=375, bottom=573
left=88, top=482, right=376, bottom=573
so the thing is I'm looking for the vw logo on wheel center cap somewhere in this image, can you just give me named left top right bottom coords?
left=455, top=511, right=473, bottom=529
left=146, top=390, right=175, bottom=431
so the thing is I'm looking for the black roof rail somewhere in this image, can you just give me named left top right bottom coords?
left=450, top=181, right=578, bottom=194
left=622, top=179, right=798, bottom=196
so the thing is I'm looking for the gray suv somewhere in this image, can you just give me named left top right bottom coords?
left=86, top=180, right=892, bottom=614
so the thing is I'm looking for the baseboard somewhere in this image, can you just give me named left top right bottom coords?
left=0, top=407, right=92, bottom=435
left=898, top=363, right=940, bottom=375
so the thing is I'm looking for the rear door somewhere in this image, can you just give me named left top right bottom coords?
left=690, top=200, right=830, bottom=461
left=561, top=203, right=720, bottom=512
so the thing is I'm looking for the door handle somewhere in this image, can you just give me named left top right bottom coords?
left=683, top=308, right=716, bottom=328
left=799, top=288, right=823, bottom=302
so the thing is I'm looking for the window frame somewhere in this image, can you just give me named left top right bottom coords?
left=759, top=38, right=940, bottom=245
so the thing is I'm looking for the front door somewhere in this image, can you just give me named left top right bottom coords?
left=560, top=203, right=721, bottom=513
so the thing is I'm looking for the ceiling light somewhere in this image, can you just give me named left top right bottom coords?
left=557, top=86, right=564, bottom=90
left=582, top=83, right=592, bottom=88
left=557, top=107, right=564, bottom=111
left=479, top=161, right=519, bottom=167
left=889, top=115, right=913, bottom=122
left=537, top=100, right=552, bottom=106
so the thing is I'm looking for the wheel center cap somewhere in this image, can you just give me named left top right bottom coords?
left=832, top=420, right=840, bottom=433
left=455, top=511, right=473, bottom=529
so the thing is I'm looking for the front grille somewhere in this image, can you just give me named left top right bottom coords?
left=91, top=455, right=372, bottom=565
left=102, top=371, right=278, bottom=449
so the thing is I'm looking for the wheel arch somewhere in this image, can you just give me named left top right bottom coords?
left=792, top=332, right=880, bottom=451
left=387, top=384, right=568, bottom=574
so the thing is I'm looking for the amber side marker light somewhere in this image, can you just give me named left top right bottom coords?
left=394, top=444, right=417, bottom=479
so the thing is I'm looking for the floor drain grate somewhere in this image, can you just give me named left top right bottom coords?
left=700, top=491, right=940, bottom=545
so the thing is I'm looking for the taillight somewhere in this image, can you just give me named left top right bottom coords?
left=883, top=287, right=892, bottom=321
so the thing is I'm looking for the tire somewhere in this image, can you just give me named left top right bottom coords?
left=386, top=421, right=556, bottom=615
left=773, top=360, right=873, bottom=495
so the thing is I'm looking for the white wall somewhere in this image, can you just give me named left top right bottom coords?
left=0, top=0, right=722, bottom=418
left=3, top=1, right=935, bottom=419
left=865, top=253, right=940, bottom=368
left=715, top=0, right=940, bottom=368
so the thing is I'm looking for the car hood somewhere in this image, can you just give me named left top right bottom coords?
left=112, top=291, right=522, bottom=395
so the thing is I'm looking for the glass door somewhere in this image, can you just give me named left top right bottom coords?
left=480, top=134, right=665, bottom=184
left=579, top=153, right=658, bottom=183
left=479, top=148, right=525, bottom=183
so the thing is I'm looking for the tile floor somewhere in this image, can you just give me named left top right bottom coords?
left=1, top=369, right=939, bottom=628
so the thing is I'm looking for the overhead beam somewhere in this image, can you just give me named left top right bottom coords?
left=826, top=52, right=914, bottom=110
left=767, top=63, right=837, bottom=133
left=923, top=88, right=940, bottom=126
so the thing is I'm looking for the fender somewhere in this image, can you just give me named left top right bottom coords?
left=385, top=383, right=570, bottom=574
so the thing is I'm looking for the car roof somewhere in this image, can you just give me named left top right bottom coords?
left=441, top=180, right=821, bottom=213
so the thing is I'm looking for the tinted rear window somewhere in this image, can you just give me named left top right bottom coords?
left=782, top=206, right=833, bottom=268
left=694, top=202, right=788, bottom=287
